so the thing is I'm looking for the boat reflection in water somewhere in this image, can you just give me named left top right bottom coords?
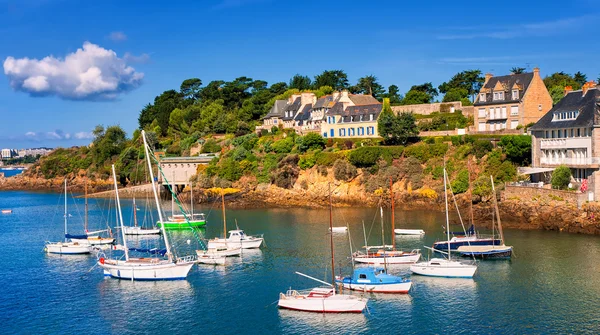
left=278, top=309, right=367, bottom=333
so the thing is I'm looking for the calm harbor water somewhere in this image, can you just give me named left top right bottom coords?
left=1, top=190, right=599, bottom=334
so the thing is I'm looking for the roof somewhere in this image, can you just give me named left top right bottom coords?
left=293, top=103, right=313, bottom=125
left=335, top=104, right=383, bottom=122
left=314, top=95, right=334, bottom=109
left=262, top=100, right=287, bottom=119
left=281, top=97, right=302, bottom=120
left=474, top=72, right=534, bottom=106
left=529, top=88, right=600, bottom=130
left=349, top=94, right=380, bottom=106
left=518, top=167, right=555, bottom=175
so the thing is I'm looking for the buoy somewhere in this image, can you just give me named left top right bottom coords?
left=187, top=239, right=191, bottom=245
left=100, top=257, right=105, bottom=264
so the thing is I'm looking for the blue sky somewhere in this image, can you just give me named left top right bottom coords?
left=0, top=0, right=598, bottom=148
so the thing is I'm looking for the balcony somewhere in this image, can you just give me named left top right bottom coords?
left=540, top=138, right=591, bottom=149
left=540, top=157, right=600, bottom=167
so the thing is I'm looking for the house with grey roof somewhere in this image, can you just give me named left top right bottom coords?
left=321, top=91, right=383, bottom=138
left=529, top=82, right=600, bottom=199
left=258, top=99, right=288, bottom=131
left=474, top=68, right=552, bottom=132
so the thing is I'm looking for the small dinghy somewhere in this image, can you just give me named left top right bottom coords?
left=329, top=226, right=348, bottom=233
left=1, top=209, right=12, bottom=214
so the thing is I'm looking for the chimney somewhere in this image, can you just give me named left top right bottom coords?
left=484, top=73, right=493, bottom=83
left=300, top=92, right=315, bottom=105
left=341, top=89, right=349, bottom=99
left=289, top=93, right=301, bottom=103
left=564, top=86, right=573, bottom=96
left=582, top=81, right=596, bottom=96
left=332, top=91, right=340, bottom=100
left=533, top=67, right=540, bottom=77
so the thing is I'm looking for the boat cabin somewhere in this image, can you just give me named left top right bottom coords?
left=228, top=230, right=247, bottom=240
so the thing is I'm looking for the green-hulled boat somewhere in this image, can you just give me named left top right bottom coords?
left=157, top=213, right=206, bottom=230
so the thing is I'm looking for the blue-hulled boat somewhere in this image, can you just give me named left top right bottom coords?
left=432, top=224, right=502, bottom=251
left=335, top=267, right=412, bottom=293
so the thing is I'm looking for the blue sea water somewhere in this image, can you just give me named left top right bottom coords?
left=0, top=190, right=599, bottom=334
left=0, top=168, right=23, bottom=177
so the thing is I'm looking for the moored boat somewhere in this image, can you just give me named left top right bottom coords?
left=394, top=228, right=425, bottom=235
left=1, top=209, right=12, bottom=214
left=336, top=267, right=412, bottom=293
left=208, top=230, right=263, bottom=249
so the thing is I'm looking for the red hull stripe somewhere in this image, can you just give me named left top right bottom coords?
left=278, top=306, right=363, bottom=313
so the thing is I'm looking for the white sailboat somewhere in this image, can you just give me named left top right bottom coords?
left=122, top=197, right=161, bottom=235
left=278, top=184, right=368, bottom=313
left=207, top=191, right=263, bottom=250
left=410, top=168, right=477, bottom=278
left=98, top=131, right=195, bottom=281
left=68, top=181, right=116, bottom=246
left=45, top=180, right=92, bottom=255
left=353, top=179, right=420, bottom=265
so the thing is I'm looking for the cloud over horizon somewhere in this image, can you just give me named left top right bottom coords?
left=3, top=42, right=144, bottom=100
left=108, top=31, right=127, bottom=42
left=22, top=130, right=94, bottom=142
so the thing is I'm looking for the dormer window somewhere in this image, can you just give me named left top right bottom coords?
left=370, top=114, right=374, bottom=121
left=493, top=91, right=504, bottom=101
left=552, top=110, right=579, bottom=121
left=480, top=93, right=486, bottom=102
left=512, top=89, right=519, bottom=100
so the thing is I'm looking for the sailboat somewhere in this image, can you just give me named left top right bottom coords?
left=458, top=176, right=513, bottom=259
left=336, top=222, right=412, bottom=293
left=157, top=182, right=206, bottom=230
left=433, top=160, right=500, bottom=251
left=278, top=185, right=368, bottom=313
left=98, top=131, right=195, bottom=281
left=207, top=191, right=263, bottom=250
left=410, top=168, right=478, bottom=278
left=123, top=197, right=161, bottom=235
left=353, top=179, right=421, bottom=265
left=45, top=180, right=93, bottom=255
left=67, top=181, right=115, bottom=246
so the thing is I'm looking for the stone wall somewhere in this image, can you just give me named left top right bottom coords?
left=392, top=101, right=472, bottom=116
left=504, top=184, right=587, bottom=208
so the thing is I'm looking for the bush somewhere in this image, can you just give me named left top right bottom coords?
left=257, top=153, right=279, bottom=183
left=231, top=146, right=249, bottom=162
left=201, top=139, right=222, bottom=153
left=551, top=165, right=571, bottom=190
left=260, top=129, right=269, bottom=137
left=297, top=133, right=326, bottom=152
left=333, top=159, right=357, bottom=181
left=451, top=169, right=469, bottom=194
left=318, top=165, right=329, bottom=176
left=278, top=154, right=299, bottom=168
left=349, top=147, right=382, bottom=167
left=271, top=164, right=299, bottom=189
left=217, top=157, right=242, bottom=181
left=315, top=151, right=344, bottom=167
left=271, top=137, right=294, bottom=154
left=498, top=135, right=532, bottom=166
left=299, top=154, right=316, bottom=170
left=473, top=140, right=493, bottom=158
left=232, top=133, right=259, bottom=151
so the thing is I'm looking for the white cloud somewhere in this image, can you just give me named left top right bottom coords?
left=21, top=130, right=93, bottom=141
left=3, top=41, right=144, bottom=100
left=124, top=52, right=151, bottom=64
left=108, top=31, right=127, bottom=42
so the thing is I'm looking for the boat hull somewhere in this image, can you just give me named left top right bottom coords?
left=336, top=280, right=412, bottom=293
left=196, top=256, right=226, bottom=265
left=196, top=247, right=242, bottom=258
left=394, top=229, right=425, bottom=235
left=208, top=238, right=263, bottom=249
left=433, top=238, right=502, bottom=251
left=45, top=242, right=92, bottom=254
left=70, top=237, right=115, bottom=246
left=410, top=259, right=477, bottom=278
left=278, top=294, right=367, bottom=313
left=354, top=253, right=420, bottom=265
left=458, top=245, right=513, bottom=259
left=123, top=226, right=161, bottom=235
left=157, top=220, right=206, bottom=230
left=99, top=259, right=194, bottom=280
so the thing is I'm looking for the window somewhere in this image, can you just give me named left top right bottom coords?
left=510, top=120, right=519, bottom=129
left=510, top=106, right=519, bottom=116
left=370, top=114, right=374, bottom=121
left=480, top=93, right=486, bottom=102
left=339, top=129, right=345, bottom=137
left=558, top=130, right=562, bottom=137
left=570, top=129, right=574, bottom=137
left=545, top=130, right=549, bottom=138
left=359, top=127, right=364, bottom=135
left=359, top=274, right=367, bottom=279
left=478, top=108, right=486, bottom=118
left=330, top=129, right=334, bottom=138
left=478, top=122, right=486, bottom=131
left=493, top=91, right=504, bottom=101
left=577, top=128, right=581, bottom=137
left=489, top=107, right=495, bottom=119
left=350, top=116, right=354, bottom=122
left=512, top=89, right=519, bottom=100
left=552, top=130, right=555, bottom=138
left=538, top=104, right=542, bottom=111
left=501, top=106, right=507, bottom=118
left=349, top=128, right=355, bottom=136
left=323, top=132, right=327, bottom=138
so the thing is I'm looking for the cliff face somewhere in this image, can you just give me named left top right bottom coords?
left=0, top=170, right=113, bottom=193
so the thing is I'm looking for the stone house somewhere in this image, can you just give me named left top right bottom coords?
left=474, top=68, right=552, bottom=132
left=320, top=91, right=382, bottom=138
left=529, top=82, right=600, bottom=200
left=258, top=100, right=288, bottom=131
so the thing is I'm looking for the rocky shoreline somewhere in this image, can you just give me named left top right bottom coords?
left=2, top=172, right=600, bottom=235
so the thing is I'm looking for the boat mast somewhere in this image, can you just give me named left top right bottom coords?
left=444, top=168, right=451, bottom=260
left=380, top=206, right=385, bottom=247
left=190, top=182, right=194, bottom=218
left=64, top=179, right=67, bottom=243
left=390, top=178, right=395, bottom=250
left=142, top=130, right=173, bottom=261
left=490, top=176, right=505, bottom=244
left=221, top=190, right=227, bottom=238
left=112, top=165, right=129, bottom=261
left=84, top=179, right=88, bottom=232
left=362, top=220, right=368, bottom=259
left=171, top=171, right=175, bottom=218
left=328, top=183, right=336, bottom=290
left=133, top=197, right=138, bottom=227
left=468, top=158, right=474, bottom=228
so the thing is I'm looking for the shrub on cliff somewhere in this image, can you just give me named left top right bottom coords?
left=201, top=139, right=222, bottom=153
left=256, top=153, right=280, bottom=183
left=271, top=155, right=299, bottom=189
left=349, top=147, right=381, bottom=167
left=404, top=143, right=447, bottom=163
left=315, top=151, right=345, bottom=166
left=271, top=137, right=294, bottom=154
left=232, top=133, right=258, bottom=151
left=217, top=157, right=242, bottom=181
left=333, top=159, right=357, bottom=181
left=473, top=140, right=492, bottom=158
left=297, top=133, right=326, bottom=152
left=299, top=154, right=316, bottom=170
left=450, top=169, right=469, bottom=194
left=551, top=165, right=571, bottom=190
left=498, top=135, right=532, bottom=166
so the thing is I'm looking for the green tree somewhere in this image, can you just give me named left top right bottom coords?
left=378, top=98, right=418, bottom=144
left=551, top=165, right=571, bottom=190
left=438, top=70, right=485, bottom=102
left=543, top=72, right=581, bottom=91
left=386, top=85, right=402, bottom=104
left=510, top=67, right=526, bottom=74
left=409, top=82, right=438, bottom=98
left=180, top=78, right=202, bottom=100
left=352, top=75, right=385, bottom=99
left=573, top=71, right=587, bottom=87
left=313, top=70, right=349, bottom=91
left=402, top=90, right=432, bottom=104
left=442, top=87, right=469, bottom=102
left=91, top=125, right=128, bottom=166
left=289, top=74, right=312, bottom=90
left=549, top=85, right=566, bottom=105
left=169, top=108, right=188, bottom=133
left=269, top=82, right=288, bottom=95
left=498, top=135, right=532, bottom=166
left=297, top=133, right=326, bottom=152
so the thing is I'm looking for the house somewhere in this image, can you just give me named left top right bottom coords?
left=304, top=94, right=338, bottom=131
left=529, top=82, right=600, bottom=199
left=474, top=68, right=552, bottom=132
left=258, top=100, right=288, bottom=131
left=321, top=91, right=382, bottom=138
